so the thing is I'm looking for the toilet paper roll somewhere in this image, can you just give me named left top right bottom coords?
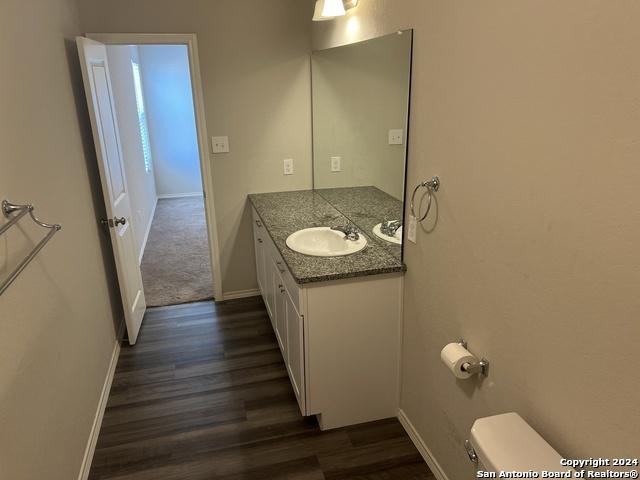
left=440, top=343, right=477, bottom=379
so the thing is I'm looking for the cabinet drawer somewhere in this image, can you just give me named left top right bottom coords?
left=252, top=208, right=265, bottom=234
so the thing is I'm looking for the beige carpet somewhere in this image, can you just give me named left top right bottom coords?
left=141, top=196, right=214, bottom=307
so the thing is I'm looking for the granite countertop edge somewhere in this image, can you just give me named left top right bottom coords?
left=291, top=264, right=407, bottom=285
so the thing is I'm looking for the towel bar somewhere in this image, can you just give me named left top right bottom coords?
left=0, top=200, right=62, bottom=296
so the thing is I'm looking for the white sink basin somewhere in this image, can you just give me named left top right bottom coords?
left=286, top=227, right=367, bottom=257
left=372, top=223, right=403, bottom=244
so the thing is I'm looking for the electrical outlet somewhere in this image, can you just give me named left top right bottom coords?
left=407, top=215, right=417, bottom=243
left=331, top=156, right=341, bottom=172
left=211, top=136, right=229, bottom=153
left=283, top=158, right=294, bottom=175
left=388, top=129, right=403, bottom=145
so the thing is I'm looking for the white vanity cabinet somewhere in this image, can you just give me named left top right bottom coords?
left=253, top=211, right=306, bottom=412
left=252, top=217, right=269, bottom=314
left=251, top=207, right=402, bottom=430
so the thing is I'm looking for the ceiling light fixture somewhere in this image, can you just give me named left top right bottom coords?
left=312, top=0, right=333, bottom=21
left=312, top=0, right=359, bottom=22
left=322, top=0, right=346, bottom=17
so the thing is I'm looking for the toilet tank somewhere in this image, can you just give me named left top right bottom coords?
left=469, top=413, right=570, bottom=473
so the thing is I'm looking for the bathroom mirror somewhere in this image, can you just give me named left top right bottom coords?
left=311, top=30, right=413, bottom=259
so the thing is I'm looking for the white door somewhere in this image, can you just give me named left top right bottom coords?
left=76, top=37, right=146, bottom=345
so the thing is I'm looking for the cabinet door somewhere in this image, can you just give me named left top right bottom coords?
left=285, top=293, right=305, bottom=414
left=254, top=234, right=265, bottom=295
left=263, top=254, right=277, bottom=322
left=274, top=271, right=287, bottom=354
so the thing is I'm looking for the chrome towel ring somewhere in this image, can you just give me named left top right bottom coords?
left=410, top=176, right=440, bottom=222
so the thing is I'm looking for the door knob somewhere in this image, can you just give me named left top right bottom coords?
left=101, top=217, right=126, bottom=228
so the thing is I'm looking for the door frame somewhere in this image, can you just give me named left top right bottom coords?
left=87, top=33, right=223, bottom=301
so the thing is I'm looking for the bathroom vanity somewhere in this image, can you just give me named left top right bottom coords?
left=249, top=190, right=405, bottom=430
left=248, top=29, right=413, bottom=430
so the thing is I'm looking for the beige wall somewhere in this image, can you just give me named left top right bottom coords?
left=79, top=0, right=315, bottom=296
left=313, top=1, right=640, bottom=479
left=107, top=45, right=158, bottom=263
left=0, top=0, right=121, bottom=478
left=312, top=32, right=411, bottom=199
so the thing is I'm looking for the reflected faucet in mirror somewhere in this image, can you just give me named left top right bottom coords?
left=381, top=220, right=402, bottom=237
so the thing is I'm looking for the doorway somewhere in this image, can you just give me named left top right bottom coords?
left=87, top=33, right=224, bottom=301
left=77, top=34, right=222, bottom=344
left=106, top=43, right=213, bottom=307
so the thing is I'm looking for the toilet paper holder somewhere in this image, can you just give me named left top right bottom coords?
left=457, top=339, right=490, bottom=377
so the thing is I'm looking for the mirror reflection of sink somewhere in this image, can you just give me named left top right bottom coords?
left=286, top=227, right=367, bottom=257
left=372, top=223, right=403, bottom=245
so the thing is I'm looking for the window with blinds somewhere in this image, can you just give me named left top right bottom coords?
left=131, top=61, right=152, bottom=173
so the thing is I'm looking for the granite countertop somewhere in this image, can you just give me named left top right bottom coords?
left=248, top=189, right=406, bottom=284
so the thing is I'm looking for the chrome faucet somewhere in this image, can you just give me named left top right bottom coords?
left=331, top=224, right=360, bottom=241
left=381, top=220, right=402, bottom=236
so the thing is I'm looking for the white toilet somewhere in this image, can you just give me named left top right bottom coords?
left=467, top=412, right=573, bottom=474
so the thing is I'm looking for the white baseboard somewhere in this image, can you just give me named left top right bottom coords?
left=221, top=288, right=261, bottom=301
left=157, top=192, right=202, bottom=199
left=398, top=409, right=449, bottom=480
left=138, top=196, right=158, bottom=265
left=77, top=337, right=121, bottom=480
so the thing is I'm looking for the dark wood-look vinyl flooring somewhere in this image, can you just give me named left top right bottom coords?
left=89, top=296, right=433, bottom=480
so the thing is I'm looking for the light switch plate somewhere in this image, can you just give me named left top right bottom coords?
left=388, top=129, right=403, bottom=145
left=211, top=136, right=229, bottom=153
left=283, top=158, right=294, bottom=175
left=407, top=215, right=417, bottom=243
left=331, top=156, right=341, bottom=172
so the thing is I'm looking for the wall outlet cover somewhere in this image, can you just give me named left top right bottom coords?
left=283, top=158, right=294, bottom=175
left=388, top=129, right=403, bottom=145
left=211, top=136, right=229, bottom=153
left=331, top=156, right=342, bottom=172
